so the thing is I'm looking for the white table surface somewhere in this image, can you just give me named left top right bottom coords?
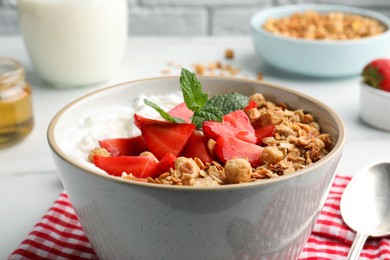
left=1, top=36, right=390, bottom=258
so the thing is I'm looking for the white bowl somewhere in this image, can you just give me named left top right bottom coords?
left=48, top=77, right=346, bottom=259
left=360, top=82, right=390, bottom=131
left=251, top=4, right=390, bottom=77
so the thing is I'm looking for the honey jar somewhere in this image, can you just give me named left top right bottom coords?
left=0, top=58, right=33, bottom=147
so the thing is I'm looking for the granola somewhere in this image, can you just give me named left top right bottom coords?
left=109, top=93, right=331, bottom=186
left=263, top=10, right=386, bottom=40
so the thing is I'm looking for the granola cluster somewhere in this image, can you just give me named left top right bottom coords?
left=263, top=10, right=386, bottom=40
left=118, top=93, right=331, bottom=186
left=247, top=94, right=331, bottom=178
left=145, top=158, right=226, bottom=186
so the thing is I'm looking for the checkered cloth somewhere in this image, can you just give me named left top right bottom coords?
left=9, top=175, right=390, bottom=259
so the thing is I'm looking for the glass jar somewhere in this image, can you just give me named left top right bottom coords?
left=0, top=58, right=33, bottom=147
left=18, top=0, right=128, bottom=88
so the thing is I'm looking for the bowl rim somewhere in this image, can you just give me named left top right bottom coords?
left=361, top=81, right=390, bottom=97
left=251, top=3, right=390, bottom=45
left=47, top=76, right=346, bottom=191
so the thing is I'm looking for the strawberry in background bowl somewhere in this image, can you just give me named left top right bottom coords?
left=360, top=58, right=390, bottom=131
left=47, top=71, right=346, bottom=259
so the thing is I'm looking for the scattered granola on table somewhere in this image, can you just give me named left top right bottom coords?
left=90, top=68, right=331, bottom=186
left=161, top=48, right=244, bottom=78
left=225, top=48, right=234, bottom=59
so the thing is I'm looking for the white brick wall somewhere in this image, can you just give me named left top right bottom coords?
left=129, top=7, right=208, bottom=35
left=0, top=7, right=17, bottom=34
left=212, top=6, right=271, bottom=35
left=0, top=0, right=389, bottom=35
left=140, top=0, right=269, bottom=6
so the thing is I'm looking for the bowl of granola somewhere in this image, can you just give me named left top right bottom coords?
left=48, top=71, right=346, bottom=259
left=251, top=4, right=390, bottom=77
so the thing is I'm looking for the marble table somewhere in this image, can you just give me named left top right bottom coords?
left=1, top=36, right=389, bottom=258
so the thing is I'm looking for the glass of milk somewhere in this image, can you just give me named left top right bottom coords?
left=17, top=0, right=128, bottom=88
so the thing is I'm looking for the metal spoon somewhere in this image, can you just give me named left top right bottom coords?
left=340, top=162, right=390, bottom=260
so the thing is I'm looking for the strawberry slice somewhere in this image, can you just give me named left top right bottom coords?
left=223, top=110, right=255, bottom=137
left=215, top=135, right=263, bottom=167
left=244, top=100, right=257, bottom=112
left=134, top=113, right=167, bottom=129
left=182, top=130, right=213, bottom=163
left=168, top=102, right=193, bottom=123
left=154, top=152, right=176, bottom=177
left=93, top=156, right=158, bottom=177
left=203, top=110, right=257, bottom=144
left=255, top=125, right=275, bottom=145
left=141, top=122, right=195, bottom=160
left=99, top=136, right=147, bottom=157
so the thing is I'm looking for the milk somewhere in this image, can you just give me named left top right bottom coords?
left=18, top=0, right=128, bottom=88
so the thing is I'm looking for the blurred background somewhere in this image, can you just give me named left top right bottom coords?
left=1, top=0, right=390, bottom=36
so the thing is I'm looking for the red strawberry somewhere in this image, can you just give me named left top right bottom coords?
left=93, top=156, right=157, bottom=177
left=168, top=102, right=194, bottom=123
left=244, top=100, right=257, bottom=112
left=99, top=136, right=147, bottom=157
left=215, top=135, right=263, bottom=167
left=134, top=113, right=167, bottom=129
left=154, top=152, right=176, bottom=177
left=254, top=125, right=275, bottom=145
left=182, top=130, right=213, bottom=163
left=203, top=110, right=257, bottom=144
left=362, top=58, right=390, bottom=92
left=141, top=122, right=195, bottom=160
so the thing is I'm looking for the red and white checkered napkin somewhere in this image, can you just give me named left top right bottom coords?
left=9, top=175, right=390, bottom=260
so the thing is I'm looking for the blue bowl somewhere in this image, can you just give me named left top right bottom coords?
left=251, top=4, right=390, bottom=77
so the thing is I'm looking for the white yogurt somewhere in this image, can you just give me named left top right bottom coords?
left=62, top=92, right=183, bottom=172
left=18, top=0, right=128, bottom=88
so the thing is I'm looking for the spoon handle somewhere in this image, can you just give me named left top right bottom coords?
left=347, top=232, right=369, bottom=260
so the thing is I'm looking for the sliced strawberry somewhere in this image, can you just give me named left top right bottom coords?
left=99, top=136, right=147, bottom=157
left=223, top=110, right=255, bottom=137
left=215, top=135, right=263, bottom=167
left=154, top=152, right=176, bottom=178
left=134, top=113, right=167, bottom=129
left=182, top=130, right=213, bottom=163
left=203, top=110, right=256, bottom=144
left=168, top=102, right=194, bottom=123
left=93, top=155, right=158, bottom=177
left=141, top=122, right=195, bottom=160
left=244, top=100, right=257, bottom=112
left=255, top=125, right=275, bottom=145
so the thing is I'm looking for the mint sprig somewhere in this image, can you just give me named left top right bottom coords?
left=144, top=68, right=250, bottom=128
left=192, top=107, right=224, bottom=128
left=144, top=99, right=185, bottom=124
left=203, top=92, right=249, bottom=115
left=180, top=68, right=208, bottom=112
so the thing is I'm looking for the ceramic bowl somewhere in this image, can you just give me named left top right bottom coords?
left=251, top=4, right=390, bottom=77
left=48, top=77, right=346, bottom=259
left=360, top=82, right=390, bottom=131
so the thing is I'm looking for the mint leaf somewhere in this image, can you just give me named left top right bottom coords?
left=143, top=69, right=250, bottom=129
left=191, top=92, right=249, bottom=128
left=144, top=99, right=185, bottom=124
left=192, top=107, right=223, bottom=129
left=180, top=68, right=208, bottom=112
left=203, top=92, right=249, bottom=115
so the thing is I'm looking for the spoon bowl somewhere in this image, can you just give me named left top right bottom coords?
left=340, top=162, right=390, bottom=259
